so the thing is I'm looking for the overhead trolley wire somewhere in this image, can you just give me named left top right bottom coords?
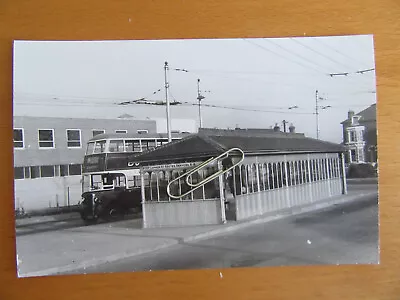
left=311, top=37, right=375, bottom=72
left=242, top=38, right=375, bottom=91
left=262, top=38, right=332, bottom=73
left=242, top=39, right=324, bottom=74
left=289, top=37, right=359, bottom=73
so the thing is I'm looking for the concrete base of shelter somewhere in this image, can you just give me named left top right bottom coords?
left=142, top=199, right=223, bottom=228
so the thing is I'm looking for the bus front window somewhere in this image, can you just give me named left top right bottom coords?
left=82, top=175, right=91, bottom=193
left=86, top=142, right=95, bottom=155
left=91, top=174, right=102, bottom=189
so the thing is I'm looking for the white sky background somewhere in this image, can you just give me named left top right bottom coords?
left=13, top=35, right=377, bottom=143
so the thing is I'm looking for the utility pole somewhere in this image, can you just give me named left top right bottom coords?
left=315, top=89, right=319, bottom=140
left=314, top=90, right=331, bottom=140
left=197, top=78, right=205, bottom=128
left=164, top=61, right=172, bottom=142
left=282, top=120, right=289, bottom=133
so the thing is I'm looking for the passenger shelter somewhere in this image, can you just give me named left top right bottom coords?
left=127, top=128, right=347, bottom=228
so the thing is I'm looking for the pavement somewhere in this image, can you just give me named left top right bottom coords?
left=346, top=177, right=378, bottom=184
left=15, top=184, right=378, bottom=278
left=67, top=192, right=378, bottom=274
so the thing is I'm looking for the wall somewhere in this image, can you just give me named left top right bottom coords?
left=14, top=176, right=82, bottom=212
left=142, top=199, right=222, bottom=228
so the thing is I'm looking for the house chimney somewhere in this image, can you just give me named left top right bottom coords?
left=289, top=123, right=295, bottom=133
left=273, top=123, right=280, bottom=132
left=348, top=110, right=355, bottom=120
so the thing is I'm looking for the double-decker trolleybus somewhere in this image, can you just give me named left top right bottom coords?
left=79, top=132, right=189, bottom=224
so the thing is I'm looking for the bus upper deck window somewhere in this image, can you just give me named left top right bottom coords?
left=109, top=140, right=124, bottom=152
left=94, top=140, right=106, bottom=153
left=125, top=140, right=134, bottom=152
left=147, top=140, right=156, bottom=150
left=86, top=142, right=95, bottom=155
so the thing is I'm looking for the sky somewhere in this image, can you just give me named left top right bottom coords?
left=13, top=35, right=377, bottom=143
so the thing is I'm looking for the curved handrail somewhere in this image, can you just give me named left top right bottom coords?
left=166, top=148, right=245, bottom=199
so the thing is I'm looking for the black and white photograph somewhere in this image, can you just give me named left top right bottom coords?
left=13, top=35, right=379, bottom=278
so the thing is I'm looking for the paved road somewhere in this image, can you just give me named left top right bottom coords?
left=64, top=190, right=379, bottom=275
left=15, top=213, right=142, bottom=236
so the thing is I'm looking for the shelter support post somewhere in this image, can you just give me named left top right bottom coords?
left=218, top=161, right=227, bottom=224
left=140, top=168, right=147, bottom=227
left=340, top=152, right=348, bottom=195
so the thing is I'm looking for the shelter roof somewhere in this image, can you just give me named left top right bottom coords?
left=127, top=128, right=345, bottom=165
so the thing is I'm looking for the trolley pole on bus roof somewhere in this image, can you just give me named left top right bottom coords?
left=164, top=61, right=172, bottom=142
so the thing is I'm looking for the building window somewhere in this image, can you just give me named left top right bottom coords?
left=13, top=129, right=24, bottom=148
left=14, top=167, right=24, bottom=179
left=60, top=165, right=69, bottom=177
left=66, top=129, right=81, bottom=148
left=115, top=130, right=127, bottom=134
left=30, top=166, right=40, bottom=178
left=40, top=165, right=55, bottom=178
left=24, top=167, right=30, bottom=179
left=359, top=130, right=365, bottom=141
left=92, top=129, right=105, bottom=137
left=55, top=165, right=60, bottom=176
left=350, top=149, right=357, bottom=162
left=38, top=129, right=55, bottom=148
left=137, top=129, right=148, bottom=134
left=349, top=131, right=357, bottom=142
left=69, top=164, right=82, bottom=175
left=358, top=148, right=364, bottom=162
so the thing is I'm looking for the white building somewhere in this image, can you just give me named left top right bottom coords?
left=342, top=111, right=366, bottom=163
